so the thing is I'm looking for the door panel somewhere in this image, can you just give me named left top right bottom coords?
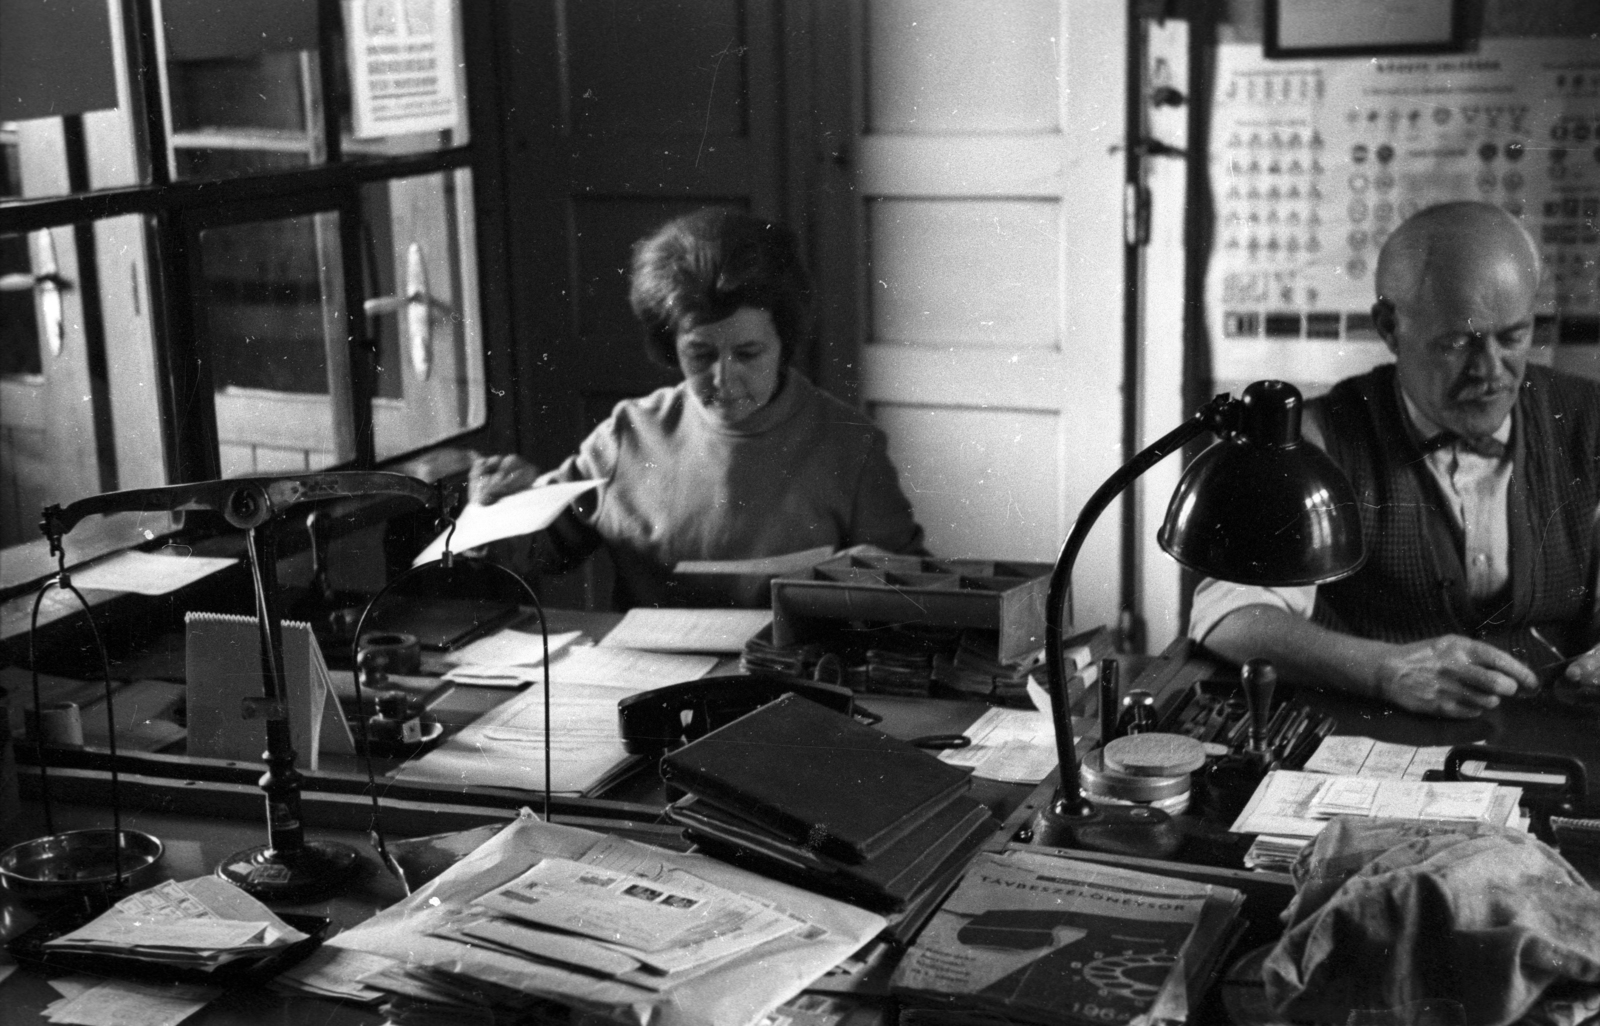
left=831, top=0, right=1129, bottom=631
left=876, top=404, right=1060, bottom=561
left=867, top=198, right=1060, bottom=349
left=502, top=0, right=789, bottom=469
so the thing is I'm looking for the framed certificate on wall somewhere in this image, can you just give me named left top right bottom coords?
left=1265, top=0, right=1466, bottom=58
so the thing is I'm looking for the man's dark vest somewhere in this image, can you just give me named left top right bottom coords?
left=1309, top=363, right=1600, bottom=656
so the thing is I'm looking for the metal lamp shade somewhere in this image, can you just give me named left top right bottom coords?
left=1157, top=381, right=1366, bottom=587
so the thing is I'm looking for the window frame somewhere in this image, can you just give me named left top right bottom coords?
left=0, top=0, right=512, bottom=487
left=0, top=0, right=514, bottom=597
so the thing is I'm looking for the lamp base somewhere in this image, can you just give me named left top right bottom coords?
left=216, top=839, right=362, bottom=902
left=1027, top=793, right=1181, bottom=859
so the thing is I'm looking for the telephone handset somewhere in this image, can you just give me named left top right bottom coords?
left=617, top=672, right=855, bottom=756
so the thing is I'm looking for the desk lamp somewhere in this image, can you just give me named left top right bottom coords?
left=42, top=472, right=436, bottom=900
left=1030, top=380, right=1366, bottom=850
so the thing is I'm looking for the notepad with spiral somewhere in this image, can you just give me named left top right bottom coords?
left=184, top=611, right=354, bottom=769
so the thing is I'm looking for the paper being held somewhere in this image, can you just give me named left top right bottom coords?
left=414, top=480, right=600, bottom=566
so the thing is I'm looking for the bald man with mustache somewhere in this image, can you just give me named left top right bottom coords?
left=1189, top=201, right=1600, bottom=718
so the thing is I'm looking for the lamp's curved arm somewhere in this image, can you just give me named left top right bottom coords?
left=1044, top=392, right=1237, bottom=812
left=41, top=471, right=438, bottom=550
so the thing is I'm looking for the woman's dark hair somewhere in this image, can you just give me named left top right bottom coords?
left=628, top=207, right=812, bottom=367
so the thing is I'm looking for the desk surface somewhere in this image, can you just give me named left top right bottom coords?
left=0, top=804, right=400, bottom=1026
left=1135, top=639, right=1600, bottom=786
left=0, top=608, right=1056, bottom=1026
left=28, top=631, right=1531, bottom=1025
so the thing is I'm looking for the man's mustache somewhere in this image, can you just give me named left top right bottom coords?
left=1450, top=378, right=1515, bottom=402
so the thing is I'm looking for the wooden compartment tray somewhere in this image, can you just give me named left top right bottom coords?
left=769, top=552, right=1052, bottom=663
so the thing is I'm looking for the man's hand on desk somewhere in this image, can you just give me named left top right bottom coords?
left=470, top=453, right=540, bottom=505
left=1562, top=643, right=1600, bottom=688
left=1375, top=635, right=1538, bottom=719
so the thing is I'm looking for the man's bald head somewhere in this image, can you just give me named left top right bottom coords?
left=1372, top=201, right=1542, bottom=441
left=1375, top=201, right=1541, bottom=316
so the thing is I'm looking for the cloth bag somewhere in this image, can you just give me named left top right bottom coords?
left=1263, top=817, right=1600, bottom=1026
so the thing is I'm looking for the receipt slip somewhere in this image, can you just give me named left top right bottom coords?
left=473, top=857, right=798, bottom=973
left=1301, top=735, right=1454, bottom=780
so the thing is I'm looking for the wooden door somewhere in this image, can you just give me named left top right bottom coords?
left=498, top=0, right=793, bottom=471
left=813, top=1, right=1130, bottom=634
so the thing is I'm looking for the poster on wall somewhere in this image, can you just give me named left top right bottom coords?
left=1206, top=39, right=1600, bottom=391
left=346, top=0, right=460, bottom=139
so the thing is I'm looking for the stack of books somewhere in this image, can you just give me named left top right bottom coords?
left=662, top=694, right=997, bottom=927
left=891, top=848, right=1245, bottom=1026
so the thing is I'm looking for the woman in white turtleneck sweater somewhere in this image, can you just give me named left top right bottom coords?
left=469, top=208, right=924, bottom=608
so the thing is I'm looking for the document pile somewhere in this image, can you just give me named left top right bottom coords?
left=41, top=876, right=312, bottom=975
left=931, top=635, right=1044, bottom=704
left=740, top=630, right=827, bottom=677
left=325, top=811, right=885, bottom=1026
left=1234, top=764, right=1527, bottom=872
left=662, top=694, right=995, bottom=925
left=891, top=848, right=1245, bottom=1026
left=932, top=625, right=1109, bottom=706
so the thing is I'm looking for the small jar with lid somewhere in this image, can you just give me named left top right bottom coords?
left=1081, top=732, right=1208, bottom=815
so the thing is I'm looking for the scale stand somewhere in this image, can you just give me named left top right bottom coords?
left=215, top=516, right=361, bottom=901
left=42, top=473, right=437, bottom=903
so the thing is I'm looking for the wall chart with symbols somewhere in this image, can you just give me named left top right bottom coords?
left=1207, top=38, right=1600, bottom=392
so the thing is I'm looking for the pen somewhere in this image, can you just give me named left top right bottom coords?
left=1262, top=703, right=1295, bottom=752
left=1274, top=707, right=1311, bottom=761
left=1286, top=716, right=1337, bottom=769
left=1224, top=711, right=1251, bottom=750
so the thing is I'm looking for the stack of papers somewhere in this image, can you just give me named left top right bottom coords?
left=272, top=946, right=393, bottom=1004
left=446, top=857, right=804, bottom=980
left=1300, top=735, right=1454, bottom=780
left=325, top=811, right=885, bottom=1026
left=1235, top=770, right=1525, bottom=872
left=398, top=606, right=733, bottom=794
left=393, top=681, right=647, bottom=794
left=44, top=877, right=309, bottom=972
left=936, top=706, right=1059, bottom=784
left=599, top=607, right=773, bottom=654
left=40, top=978, right=222, bottom=1026
left=438, top=627, right=583, bottom=686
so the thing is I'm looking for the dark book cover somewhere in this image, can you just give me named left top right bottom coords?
left=659, top=693, right=972, bottom=864
left=671, top=791, right=997, bottom=911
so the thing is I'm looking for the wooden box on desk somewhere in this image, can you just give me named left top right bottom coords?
left=769, top=553, right=1050, bottom=664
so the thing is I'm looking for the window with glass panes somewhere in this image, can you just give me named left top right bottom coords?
left=0, top=0, right=498, bottom=561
